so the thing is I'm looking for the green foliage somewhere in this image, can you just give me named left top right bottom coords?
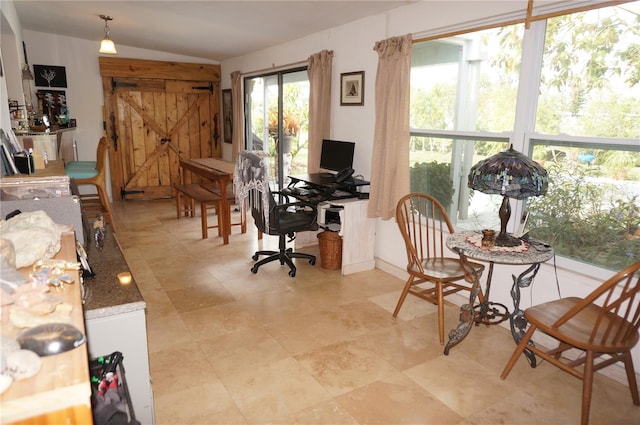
left=410, top=85, right=456, bottom=130
left=527, top=161, right=640, bottom=270
left=410, top=161, right=455, bottom=209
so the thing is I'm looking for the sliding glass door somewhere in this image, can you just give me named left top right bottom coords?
left=244, top=68, right=309, bottom=188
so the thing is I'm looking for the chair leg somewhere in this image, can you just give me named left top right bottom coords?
left=623, top=351, right=640, bottom=405
left=438, top=282, right=445, bottom=345
left=176, top=190, right=192, bottom=219
left=176, top=190, right=182, bottom=219
left=581, top=350, right=595, bottom=425
left=393, top=276, right=416, bottom=317
left=501, top=324, right=537, bottom=379
left=200, top=202, right=208, bottom=239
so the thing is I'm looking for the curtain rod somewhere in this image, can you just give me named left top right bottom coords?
left=242, top=59, right=309, bottom=77
left=412, top=0, right=632, bottom=44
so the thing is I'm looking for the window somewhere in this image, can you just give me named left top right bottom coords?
left=410, top=3, right=640, bottom=271
left=245, top=68, right=309, bottom=188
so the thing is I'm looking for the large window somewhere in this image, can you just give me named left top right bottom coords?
left=410, top=2, right=640, bottom=271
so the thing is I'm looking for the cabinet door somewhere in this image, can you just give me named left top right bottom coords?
left=100, top=58, right=221, bottom=200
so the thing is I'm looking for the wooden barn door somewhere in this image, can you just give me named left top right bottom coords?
left=99, top=58, right=221, bottom=200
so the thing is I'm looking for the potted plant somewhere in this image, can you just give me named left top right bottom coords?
left=268, top=109, right=299, bottom=153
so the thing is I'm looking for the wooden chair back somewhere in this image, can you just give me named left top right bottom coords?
left=551, top=260, right=640, bottom=349
left=94, top=137, right=109, bottom=172
left=395, top=192, right=456, bottom=274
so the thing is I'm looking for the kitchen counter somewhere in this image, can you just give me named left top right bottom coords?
left=82, top=226, right=145, bottom=319
left=81, top=224, right=155, bottom=424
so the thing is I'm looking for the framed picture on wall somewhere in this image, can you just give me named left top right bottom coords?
left=33, top=65, right=67, bottom=88
left=222, top=89, right=233, bottom=144
left=37, top=90, right=67, bottom=122
left=340, top=71, right=364, bottom=106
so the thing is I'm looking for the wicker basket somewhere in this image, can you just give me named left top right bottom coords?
left=317, top=231, right=342, bottom=270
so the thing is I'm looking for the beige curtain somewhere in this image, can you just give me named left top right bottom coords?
left=367, top=34, right=412, bottom=220
left=230, top=70, right=243, bottom=160
left=306, top=50, right=333, bottom=173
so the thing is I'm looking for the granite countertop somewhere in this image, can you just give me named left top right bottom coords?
left=82, top=226, right=145, bottom=320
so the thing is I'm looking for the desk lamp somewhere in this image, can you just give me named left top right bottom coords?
left=468, top=145, right=548, bottom=247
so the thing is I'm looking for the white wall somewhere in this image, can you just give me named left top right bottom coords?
left=0, top=0, right=25, bottom=131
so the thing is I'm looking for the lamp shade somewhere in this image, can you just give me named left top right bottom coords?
left=468, top=145, right=548, bottom=199
left=99, top=38, right=117, bottom=54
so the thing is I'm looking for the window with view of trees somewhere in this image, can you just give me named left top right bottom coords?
left=409, top=2, right=639, bottom=271
left=245, top=69, right=310, bottom=188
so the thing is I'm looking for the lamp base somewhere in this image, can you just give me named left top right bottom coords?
left=494, top=232, right=522, bottom=247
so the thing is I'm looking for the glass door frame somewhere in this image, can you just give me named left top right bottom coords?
left=243, top=66, right=308, bottom=189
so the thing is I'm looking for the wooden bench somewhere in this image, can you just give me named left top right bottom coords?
left=174, top=183, right=246, bottom=239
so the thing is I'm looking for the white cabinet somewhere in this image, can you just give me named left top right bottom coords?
left=85, top=310, right=155, bottom=425
left=17, top=134, right=58, bottom=160
left=296, top=198, right=376, bottom=275
left=17, top=129, right=77, bottom=162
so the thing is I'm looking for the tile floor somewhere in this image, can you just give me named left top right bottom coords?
left=110, top=199, right=639, bottom=425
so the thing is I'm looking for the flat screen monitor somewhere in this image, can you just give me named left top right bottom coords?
left=319, top=139, right=355, bottom=173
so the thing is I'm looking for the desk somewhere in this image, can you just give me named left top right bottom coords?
left=288, top=173, right=370, bottom=203
left=445, top=231, right=554, bottom=365
left=178, top=157, right=235, bottom=244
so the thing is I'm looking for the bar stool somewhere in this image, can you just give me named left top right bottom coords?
left=65, top=137, right=116, bottom=232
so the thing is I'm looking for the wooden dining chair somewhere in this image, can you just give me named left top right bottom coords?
left=500, top=260, right=640, bottom=425
left=394, top=192, right=485, bottom=345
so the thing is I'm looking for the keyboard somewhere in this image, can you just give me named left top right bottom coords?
left=332, top=189, right=352, bottom=197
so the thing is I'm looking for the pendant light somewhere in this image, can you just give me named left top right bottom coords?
left=99, top=15, right=117, bottom=54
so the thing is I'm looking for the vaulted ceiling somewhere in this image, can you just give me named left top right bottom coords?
left=12, top=1, right=415, bottom=61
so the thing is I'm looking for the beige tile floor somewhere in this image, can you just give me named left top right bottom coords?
left=110, top=199, right=639, bottom=425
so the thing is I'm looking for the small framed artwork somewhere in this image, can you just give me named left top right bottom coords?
left=340, top=71, right=364, bottom=106
left=222, top=89, right=232, bottom=144
left=37, top=90, right=67, bottom=121
left=33, top=64, right=67, bottom=88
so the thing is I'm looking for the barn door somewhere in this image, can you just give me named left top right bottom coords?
left=99, top=57, right=221, bottom=200
left=112, top=78, right=217, bottom=199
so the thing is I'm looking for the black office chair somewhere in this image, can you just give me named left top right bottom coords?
left=234, top=151, right=318, bottom=277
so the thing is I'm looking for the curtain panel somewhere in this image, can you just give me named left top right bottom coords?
left=230, top=70, right=243, bottom=161
left=368, top=34, right=412, bottom=220
left=307, top=50, right=334, bottom=173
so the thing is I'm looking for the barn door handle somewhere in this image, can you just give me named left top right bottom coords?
left=160, top=137, right=172, bottom=144
left=192, top=82, right=213, bottom=92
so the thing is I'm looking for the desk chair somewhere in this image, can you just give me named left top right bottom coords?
left=394, top=192, right=485, bottom=345
left=65, top=137, right=116, bottom=232
left=501, top=260, right=640, bottom=425
left=234, top=151, right=318, bottom=277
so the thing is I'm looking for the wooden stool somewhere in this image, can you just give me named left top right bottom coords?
left=200, top=182, right=247, bottom=235
left=174, top=183, right=223, bottom=239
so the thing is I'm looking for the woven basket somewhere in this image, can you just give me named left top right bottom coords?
left=317, top=231, right=342, bottom=270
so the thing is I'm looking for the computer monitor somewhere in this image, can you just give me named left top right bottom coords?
left=319, top=139, right=355, bottom=173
